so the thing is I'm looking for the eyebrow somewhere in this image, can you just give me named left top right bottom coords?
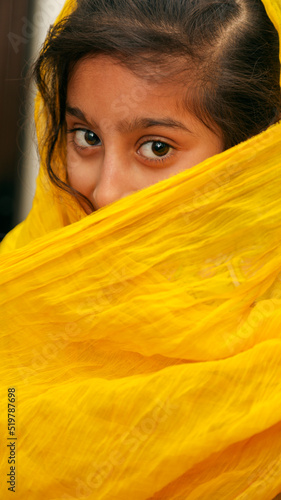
left=65, top=105, right=192, bottom=134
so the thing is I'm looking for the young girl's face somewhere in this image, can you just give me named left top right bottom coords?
left=66, top=55, right=223, bottom=213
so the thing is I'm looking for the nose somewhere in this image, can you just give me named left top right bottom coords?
left=92, top=153, right=134, bottom=210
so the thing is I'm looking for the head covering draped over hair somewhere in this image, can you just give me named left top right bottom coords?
left=0, top=0, right=281, bottom=499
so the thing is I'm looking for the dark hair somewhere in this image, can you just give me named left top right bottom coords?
left=34, top=0, right=280, bottom=210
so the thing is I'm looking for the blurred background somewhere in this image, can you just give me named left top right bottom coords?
left=0, top=0, right=65, bottom=238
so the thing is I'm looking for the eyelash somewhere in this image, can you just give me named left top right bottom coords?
left=67, top=128, right=100, bottom=151
left=66, top=127, right=176, bottom=164
left=138, top=144, right=176, bottom=165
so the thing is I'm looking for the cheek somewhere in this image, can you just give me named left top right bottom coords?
left=204, top=131, right=224, bottom=157
left=201, top=141, right=223, bottom=162
left=190, top=137, right=223, bottom=166
left=66, top=148, right=96, bottom=196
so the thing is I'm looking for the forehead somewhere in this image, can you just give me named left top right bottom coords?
left=67, top=54, right=188, bottom=110
left=67, top=55, right=220, bottom=148
left=66, top=54, right=219, bottom=140
left=69, top=53, right=189, bottom=85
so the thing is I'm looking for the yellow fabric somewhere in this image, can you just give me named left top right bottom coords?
left=1, top=0, right=281, bottom=498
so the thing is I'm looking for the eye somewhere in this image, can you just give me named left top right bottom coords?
left=138, top=141, right=173, bottom=160
left=70, top=129, right=102, bottom=148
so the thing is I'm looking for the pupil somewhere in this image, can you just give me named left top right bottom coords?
left=85, top=131, right=98, bottom=145
left=152, top=142, right=169, bottom=157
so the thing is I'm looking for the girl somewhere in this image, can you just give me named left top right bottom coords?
left=34, top=0, right=280, bottom=214
left=0, top=1, right=281, bottom=499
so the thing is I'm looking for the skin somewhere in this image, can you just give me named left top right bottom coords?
left=66, top=55, right=224, bottom=213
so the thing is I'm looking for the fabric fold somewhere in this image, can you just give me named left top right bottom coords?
left=1, top=0, right=281, bottom=498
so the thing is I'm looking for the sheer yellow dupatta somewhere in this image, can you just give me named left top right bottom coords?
left=1, top=0, right=281, bottom=499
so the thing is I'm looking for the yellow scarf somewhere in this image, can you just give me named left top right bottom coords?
left=1, top=1, right=281, bottom=499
